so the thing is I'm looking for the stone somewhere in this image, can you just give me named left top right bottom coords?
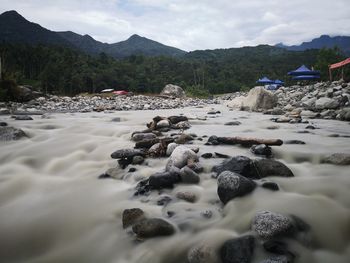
left=220, top=235, right=255, bottom=263
left=160, top=84, right=186, bottom=98
left=250, top=144, right=272, bottom=157
left=252, top=211, right=295, bottom=239
left=0, top=126, right=27, bottom=141
left=180, top=166, right=200, bottom=184
left=122, top=208, right=145, bottom=228
left=174, top=121, right=191, bottom=130
left=0, top=122, right=8, bottom=126
left=212, top=156, right=258, bottom=179
left=243, top=87, right=278, bottom=111
left=322, top=153, right=350, bottom=165
left=217, top=171, right=256, bottom=204
left=253, top=159, right=294, bottom=178
left=175, top=133, right=194, bottom=144
left=156, top=119, right=170, bottom=129
left=132, top=132, right=157, bottom=142
left=14, top=115, right=33, bottom=120
left=188, top=244, right=218, bottom=263
left=201, top=153, right=213, bottom=158
left=149, top=171, right=181, bottom=189
left=132, top=155, right=144, bottom=165
left=166, top=143, right=178, bottom=156
left=300, top=110, right=319, bottom=119
left=105, top=167, right=124, bottom=179
left=168, top=116, right=188, bottom=124
left=111, top=149, right=145, bottom=159
left=132, top=218, right=175, bottom=238
left=262, top=182, right=279, bottom=191
left=263, top=240, right=289, bottom=255
left=0, top=108, right=10, bottom=115
left=157, top=195, right=172, bottom=206
left=225, top=121, right=242, bottom=126
left=284, top=140, right=305, bottom=145
left=176, top=191, right=197, bottom=203
left=166, top=146, right=198, bottom=170
left=111, top=117, right=121, bottom=122
left=337, top=107, right=350, bottom=121
left=315, top=97, right=340, bottom=110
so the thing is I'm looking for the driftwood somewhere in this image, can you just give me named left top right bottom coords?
left=207, top=135, right=283, bottom=147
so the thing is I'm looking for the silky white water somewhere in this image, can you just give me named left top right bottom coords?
left=0, top=105, right=349, bottom=263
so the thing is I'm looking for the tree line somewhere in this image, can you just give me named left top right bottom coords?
left=0, top=43, right=346, bottom=97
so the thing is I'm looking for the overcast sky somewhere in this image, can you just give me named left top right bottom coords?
left=1, top=0, right=349, bottom=51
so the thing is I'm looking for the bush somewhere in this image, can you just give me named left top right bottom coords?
left=185, top=85, right=211, bottom=98
left=0, top=79, right=17, bottom=101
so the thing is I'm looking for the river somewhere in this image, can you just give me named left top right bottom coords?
left=0, top=105, right=349, bottom=263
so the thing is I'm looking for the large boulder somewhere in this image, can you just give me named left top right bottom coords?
left=220, top=235, right=255, bottom=263
left=0, top=126, right=27, bottom=141
left=315, top=97, right=340, bottom=110
left=242, top=87, right=277, bottom=111
left=160, top=84, right=186, bottom=98
left=166, top=145, right=198, bottom=170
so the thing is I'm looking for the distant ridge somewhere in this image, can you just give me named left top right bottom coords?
left=0, top=10, right=187, bottom=58
left=276, top=35, right=350, bottom=55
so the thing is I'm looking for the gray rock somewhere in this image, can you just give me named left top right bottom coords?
left=166, top=146, right=198, bottom=170
left=176, top=191, right=197, bottom=203
left=160, top=84, right=186, bottom=98
left=168, top=116, right=188, bottom=124
left=243, top=87, right=278, bottom=111
left=225, top=121, right=242, bottom=126
left=156, top=119, right=170, bottom=129
left=0, top=122, right=7, bottom=126
left=250, top=144, right=272, bottom=156
left=180, top=166, right=200, bottom=184
left=262, top=182, right=279, bottom=191
left=217, top=171, right=256, bottom=204
left=300, top=110, right=319, bottom=119
left=105, top=167, right=124, bottom=179
left=122, top=208, right=145, bottom=228
left=14, top=115, right=33, bottom=120
left=322, top=153, right=350, bottom=165
left=284, top=140, right=305, bottom=145
left=166, top=143, right=178, bottom=156
left=212, top=156, right=258, bottom=179
left=111, top=149, right=145, bottom=159
left=0, top=108, right=10, bottom=115
left=174, top=121, right=191, bottom=130
left=337, top=107, right=350, bottom=121
left=132, top=132, right=157, bottom=142
left=315, top=97, right=340, bottom=110
left=132, top=218, right=175, bottom=238
left=220, top=235, right=255, bottom=263
left=252, top=211, right=295, bottom=239
left=132, top=155, right=144, bottom=165
left=149, top=171, right=181, bottom=189
left=175, top=133, right=194, bottom=144
left=0, top=126, right=27, bottom=141
left=253, top=159, right=294, bottom=178
left=188, top=244, right=218, bottom=263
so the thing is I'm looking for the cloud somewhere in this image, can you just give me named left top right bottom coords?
left=0, top=0, right=349, bottom=50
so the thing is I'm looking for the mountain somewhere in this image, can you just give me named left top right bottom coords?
left=0, top=10, right=186, bottom=58
left=276, top=35, right=350, bottom=55
left=0, top=10, right=72, bottom=47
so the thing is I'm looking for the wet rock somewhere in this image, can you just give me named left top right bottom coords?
left=217, top=171, right=256, bottom=204
left=337, top=107, right=350, bottom=121
left=250, top=144, right=272, bottom=157
left=188, top=244, right=218, bottom=263
left=132, top=218, right=175, bottom=238
left=0, top=122, right=8, bottom=126
left=322, top=153, right=350, bottom=165
left=215, top=152, right=230, bottom=158
left=305, top=125, right=316, bottom=129
left=111, top=149, right=145, bottom=159
left=212, top=156, right=258, bottom=179
left=105, top=167, right=124, bottom=179
left=149, top=171, right=181, bottom=189
left=315, top=97, right=339, bottom=110
left=252, top=211, right=295, bottom=239
left=262, top=182, right=279, bottom=191
left=187, top=163, right=204, bottom=173
left=128, top=167, right=137, bottom=172
left=0, top=108, right=10, bottom=115
left=175, top=133, right=194, bottom=144
left=156, top=119, right=170, bottom=129
left=111, top=117, right=121, bottom=122
left=0, top=126, right=27, bottom=141
left=284, top=140, right=305, bottom=145
left=225, top=121, right=241, bottom=126
left=148, top=142, right=167, bottom=157
left=157, top=195, right=172, bottom=206
left=253, top=159, right=294, bottom=178
left=168, top=116, right=188, bottom=124
left=132, top=155, right=144, bottom=165
left=166, top=143, right=178, bottom=156
left=263, top=240, right=289, bottom=255
left=176, top=191, right=197, bottom=203
left=14, top=115, right=33, bottom=120
left=206, top=135, right=220, bottom=145
left=122, top=208, right=145, bottom=228
left=174, top=121, right=191, bottom=130
left=180, top=166, right=200, bottom=184
left=132, top=132, right=157, bottom=142
left=201, top=153, right=213, bottom=158
left=259, top=255, right=291, bottom=263
left=166, top=146, right=198, bottom=170
left=220, top=235, right=255, bottom=263
left=300, top=110, right=319, bottom=119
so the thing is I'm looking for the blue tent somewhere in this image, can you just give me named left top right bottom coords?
left=292, top=75, right=320, bottom=80
left=274, top=79, right=284, bottom=85
left=256, top=76, right=274, bottom=84
left=288, top=65, right=320, bottom=76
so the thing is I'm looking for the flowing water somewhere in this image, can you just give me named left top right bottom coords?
left=0, top=105, right=349, bottom=263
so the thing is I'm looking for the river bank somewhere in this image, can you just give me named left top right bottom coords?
left=0, top=105, right=349, bottom=263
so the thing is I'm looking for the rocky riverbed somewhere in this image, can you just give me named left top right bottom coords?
left=0, top=104, right=349, bottom=263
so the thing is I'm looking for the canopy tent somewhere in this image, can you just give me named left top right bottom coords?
left=256, top=76, right=274, bottom=84
left=329, top=57, right=350, bottom=81
left=274, top=79, right=284, bottom=85
left=288, top=65, right=320, bottom=76
left=292, top=75, right=320, bottom=80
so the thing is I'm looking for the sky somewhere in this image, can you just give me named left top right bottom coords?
left=0, top=0, right=350, bottom=51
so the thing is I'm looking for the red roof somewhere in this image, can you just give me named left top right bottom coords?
left=329, top=58, right=350, bottom=70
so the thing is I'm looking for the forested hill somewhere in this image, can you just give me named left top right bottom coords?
left=0, top=10, right=186, bottom=58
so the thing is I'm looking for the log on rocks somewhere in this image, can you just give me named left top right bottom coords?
left=216, top=136, right=283, bottom=146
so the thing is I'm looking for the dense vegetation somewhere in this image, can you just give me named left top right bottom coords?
left=0, top=43, right=346, bottom=97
